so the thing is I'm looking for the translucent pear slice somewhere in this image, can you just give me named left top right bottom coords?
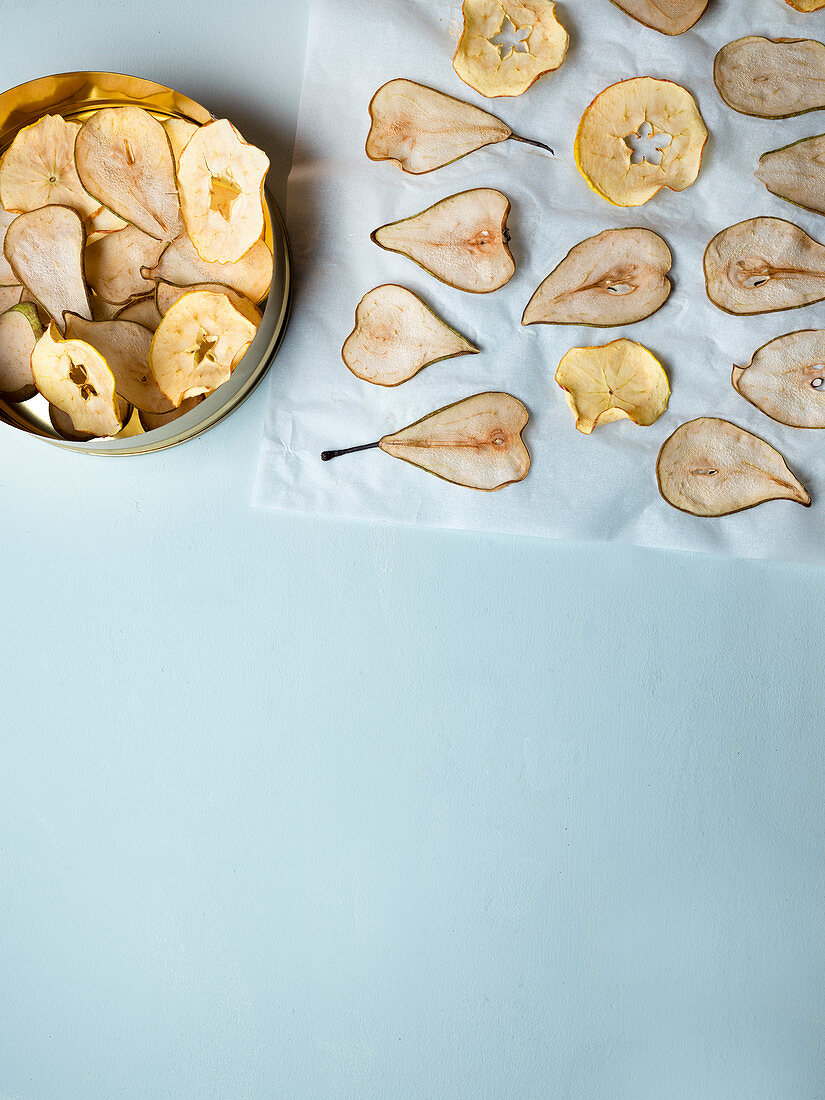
left=155, top=280, right=261, bottom=325
left=609, top=0, right=708, bottom=34
left=731, top=330, right=825, bottom=428
left=114, top=295, right=161, bottom=330
left=342, top=284, right=478, bottom=386
left=714, top=37, right=825, bottom=118
left=85, top=224, right=166, bottom=304
left=0, top=302, right=43, bottom=401
left=704, top=217, right=825, bottom=315
left=149, top=290, right=257, bottom=406
left=4, top=205, right=91, bottom=331
left=75, top=106, right=182, bottom=241
left=322, top=392, right=529, bottom=490
left=0, top=114, right=98, bottom=218
left=177, top=118, right=269, bottom=263
left=163, top=118, right=199, bottom=163
left=453, top=0, right=569, bottom=98
left=145, top=234, right=272, bottom=303
left=755, top=136, right=825, bottom=217
left=523, top=228, right=672, bottom=326
left=556, top=339, right=669, bottom=434
left=371, top=188, right=514, bottom=293
left=31, top=322, right=121, bottom=436
left=366, top=79, right=551, bottom=174
left=139, top=394, right=203, bottom=432
left=64, top=313, right=174, bottom=414
left=657, top=418, right=811, bottom=516
left=575, top=77, right=707, bottom=207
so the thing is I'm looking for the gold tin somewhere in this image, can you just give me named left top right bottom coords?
left=0, top=71, right=291, bottom=454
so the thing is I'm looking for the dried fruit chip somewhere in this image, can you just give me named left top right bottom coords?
left=149, top=290, right=257, bottom=406
left=155, top=280, right=261, bottom=325
left=322, top=392, right=530, bottom=490
left=163, top=118, right=199, bottom=163
left=86, top=205, right=129, bottom=237
left=609, top=0, right=708, bottom=34
left=714, top=37, right=825, bottom=118
left=75, top=106, right=182, bottom=241
left=145, top=233, right=272, bottom=303
left=522, top=227, right=672, bottom=327
left=787, top=0, right=825, bottom=9
left=732, top=330, right=825, bottom=428
left=50, top=395, right=131, bottom=440
left=0, top=302, right=43, bottom=402
left=0, top=284, right=23, bottom=311
left=4, top=205, right=91, bottom=330
left=114, top=295, right=161, bottom=330
left=657, top=418, right=811, bottom=516
left=556, top=338, right=669, bottom=434
left=575, top=77, right=707, bottom=207
left=31, top=321, right=121, bottom=436
left=704, top=217, right=825, bottom=315
left=366, top=79, right=551, bottom=174
left=755, top=135, right=825, bottom=217
left=0, top=208, right=20, bottom=285
left=342, top=284, right=478, bottom=386
left=85, top=223, right=166, bottom=304
left=453, top=0, right=568, bottom=98
left=64, top=313, right=174, bottom=414
left=177, top=118, right=269, bottom=264
left=0, top=114, right=98, bottom=218
left=371, top=188, right=514, bottom=293
left=138, top=394, right=203, bottom=432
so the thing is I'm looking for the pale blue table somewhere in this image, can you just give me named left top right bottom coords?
left=1, top=3, right=823, bottom=1097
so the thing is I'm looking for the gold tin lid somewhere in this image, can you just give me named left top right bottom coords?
left=0, top=71, right=291, bottom=454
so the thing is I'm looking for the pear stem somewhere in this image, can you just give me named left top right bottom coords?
left=510, top=135, right=554, bottom=156
left=321, top=440, right=380, bottom=462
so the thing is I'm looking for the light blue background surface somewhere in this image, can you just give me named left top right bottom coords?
left=1, top=3, right=824, bottom=1097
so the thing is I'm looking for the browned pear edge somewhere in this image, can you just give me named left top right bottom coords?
left=730, top=330, right=825, bottom=428
left=714, top=38, right=825, bottom=119
left=655, top=417, right=812, bottom=516
left=756, top=136, right=825, bottom=217
left=608, top=0, right=709, bottom=35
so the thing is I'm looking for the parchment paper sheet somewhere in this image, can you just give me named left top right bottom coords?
left=254, top=0, right=825, bottom=563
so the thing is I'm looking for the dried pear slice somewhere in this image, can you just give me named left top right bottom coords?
left=322, top=392, right=530, bottom=490
left=0, top=114, right=98, bottom=218
left=4, top=205, right=91, bottom=330
left=575, top=77, right=707, bottom=207
left=0, top=302, right=43, bottom=402
left=342, top=284, right=478, bottom=386
left=555, top=338, right=669, bottom=434
left=139, top=394, right=203, bottom=432
left=732, top=330, right=825, bottom=428
left=787, top=0, right=825, bottom=9
left=453, top=0, right=568, bottom=99
left=85, top=224, right=166, bottom=304
left=704, top=217, right=825, bottom=315
left=0, top=208, right=21, bottom=285
left=657, top=418, right=810, bottom=516
left=114, top=295, right=161, bottom=330
left=155, top=280, right=261, bottom=325
left=86, top=205, right=129, bottom=236
left=64, top=314, right=173, bottom=414
left=163, top=118, right=198, bottom=163
left=177, top=118, right=269, bottom=264
left=755, top=136, right=825, bottom=217
left=714, top=37, right=825, bottom=118
left=0, top=284, right=23, bottom=311
left=522, top=227, right=672, bottom=327
left=371, top=188, right=514, bottom=293
left=75, top=106, right=182, bottom=241
left=149, top=290, right=257, bottom=406
left=31, top=322, right=121, bottom=436
left=366, top=79, right=551, bottom=174
left=145, top=234, right=272, bottom=303
left=609, top=0, right=708, bottom=34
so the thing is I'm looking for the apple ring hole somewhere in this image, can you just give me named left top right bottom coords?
left=625, top=122, right=672, bottom=167
left=489, top=15, right=531, bottom=61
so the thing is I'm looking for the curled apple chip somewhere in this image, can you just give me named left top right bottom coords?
left=523, top=228, right=672, bottom=327
left=366, top=79, right=551, bottom=174
left=75, top=106, right=182, bottom=241
left=85, top=223, right=166, bottom=304
left=163, top=117, right=198, bottom=163
left=177, top=118, right=269, bottom=264
left=50, top=395, right=131, bottom=440
left=657, top=418, right=811, bottom=516
left=342, top=284, right=478, bottom=386
left=114, top=295, right=161, bottom=330
left=149, top=290, right=257, bottom=406
left=145, top=233, right=272, bottom=303
left=609, top=0, right=708, bottom=34
left=755, top=136, right=825, bottom=217
left=575, top=77, right=707, bottom=207
left=64, top=313, right=173, bottom=414
left=787, top=0, right=825, bottom=9
left=732, top=330, right=825, bottom=428
left=704, top=218, right=825, bottom=315
left=0, top=302, right=43, bottom=402
left=155, top=280, right=261, bottom=325
left=371, top=188, right=514, bottom=293
left=4, top=205, right=91, bottom=330
left=31, top=322, right=121, bottom=437
left=714, top=37, right=825, bottom=118
left=556, top=338, right=669, bottom=434
left=453, top=0, right=568, bottom=99
left=0, top=114, right=98, bottom=218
